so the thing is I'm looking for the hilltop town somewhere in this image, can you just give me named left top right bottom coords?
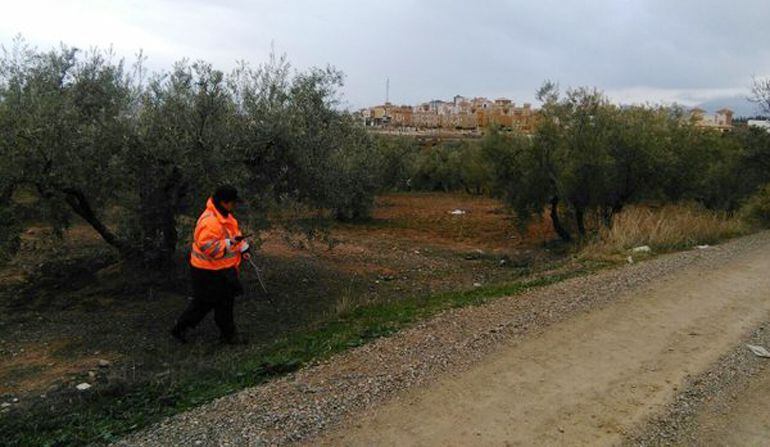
left=359, top=96, right=537, bottom=134
left=359, top=96, right=753, bottom=135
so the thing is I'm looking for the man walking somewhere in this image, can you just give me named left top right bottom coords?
left=171, top=185, right=250, bottom=344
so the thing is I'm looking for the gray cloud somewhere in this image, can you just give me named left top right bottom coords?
left=2, top=0, right=768, bottom=112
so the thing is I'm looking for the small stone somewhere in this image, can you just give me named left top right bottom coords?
left=1, top=403, right=10, bottom=408
left=473, top=282, right=482, bottom=287
left=75, top=383, right=92, bottom=391
left=98, top=359, right=111, bottom=368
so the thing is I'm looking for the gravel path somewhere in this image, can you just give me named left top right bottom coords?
left=625, top=321, right=770, bottom=446
left=117, top=231, right=770, bottom=446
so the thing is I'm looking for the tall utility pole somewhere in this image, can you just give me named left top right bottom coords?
left=385, top=77, right=390, bottom=104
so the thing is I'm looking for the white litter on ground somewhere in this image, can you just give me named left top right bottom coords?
left=449, top=209, right=466, bottom=215
left=632, top=245, right=652, bottom=253
left=75, top=383, right=92, bottom=391
left=746, top=344, right=770, bottom=358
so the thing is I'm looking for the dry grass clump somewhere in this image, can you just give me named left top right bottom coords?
left=582, top=203, right=747, bottom=260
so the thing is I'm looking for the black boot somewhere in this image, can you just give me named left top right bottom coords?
left=221, top=332, right=247, bottom=345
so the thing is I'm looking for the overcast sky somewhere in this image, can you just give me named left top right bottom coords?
left=2, top=0, right=769, bottom=113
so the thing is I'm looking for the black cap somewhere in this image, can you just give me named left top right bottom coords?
left=213, top=184, right=240, bottom=203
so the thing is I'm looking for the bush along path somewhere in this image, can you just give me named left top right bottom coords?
left=115, top=231, right=770, bottom=446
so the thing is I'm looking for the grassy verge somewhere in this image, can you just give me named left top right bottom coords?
left=581, top=203, right=748, bottom=261
left=0, top=269, right=589, bottom=446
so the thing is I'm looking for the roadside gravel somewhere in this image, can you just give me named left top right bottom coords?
left=117, top=231, right=770, bottom=446
left=625, top=321, right=770, bottom=446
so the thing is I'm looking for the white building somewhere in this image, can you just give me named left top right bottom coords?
left=748, top=119, right=770, bottom=132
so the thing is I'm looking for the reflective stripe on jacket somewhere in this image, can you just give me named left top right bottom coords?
left=190, top=197, right=244, bottom=270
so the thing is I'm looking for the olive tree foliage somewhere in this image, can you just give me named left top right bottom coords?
left=482, top=126, right=561, bottom=235
left=0, top=39, right=381, bottom=266
left=0, top=40, right=133, bottom=260
left=484, top=82, right=696, bottom=241
left=375, top=136, right=420, bottom=191
left=733, top=124, right=770, bottom=191
left=228, top=54, right=383, bottom=224
left=482, top=82, right=609, bottom=241
left=385, top=140, right=491, bottom=194
left=123, top=60, right=240, bottom=265
left=411, top=142, right=465, bottom=192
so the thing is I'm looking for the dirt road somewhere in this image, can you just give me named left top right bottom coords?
left=689, top=365, right=770, bottom=446
left=315, top=244, right=770, bottom=446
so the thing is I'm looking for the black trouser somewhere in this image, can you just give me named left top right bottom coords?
left=175, top=266, right=242, bottom=340
left=176, top=294, right=236, bottom=339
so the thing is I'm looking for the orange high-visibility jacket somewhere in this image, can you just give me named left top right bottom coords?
left=190, top=198, right=244, bottom=270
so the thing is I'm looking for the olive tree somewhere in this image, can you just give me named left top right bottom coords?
left=375, top=136, right=420, bottom=191
left=228, top=55, right=382, bottom=224
left=123, top=61, right=240, bottom=266
left=0, top=41, right=133, bottom=257
left=484, top=82, right=701, bottom=242
left=0, top=40, right=382, bottom=267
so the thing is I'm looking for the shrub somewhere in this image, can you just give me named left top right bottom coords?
left=376, top=137, right=420, bottom=191
left=740, top=184, right=770, bottom=228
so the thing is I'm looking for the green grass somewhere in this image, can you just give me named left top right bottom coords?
left=0, top=269, right=588, bottom=446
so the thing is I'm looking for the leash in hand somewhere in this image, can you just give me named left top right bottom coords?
left=246, top=255, right=273, bottom=306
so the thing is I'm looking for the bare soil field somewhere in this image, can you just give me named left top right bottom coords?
left=0, top=192, right=571, bottom=444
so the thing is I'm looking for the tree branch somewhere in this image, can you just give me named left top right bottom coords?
left=0, top=183, right=16, bottom=206
left=60, top=187, right=128, bottom=253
